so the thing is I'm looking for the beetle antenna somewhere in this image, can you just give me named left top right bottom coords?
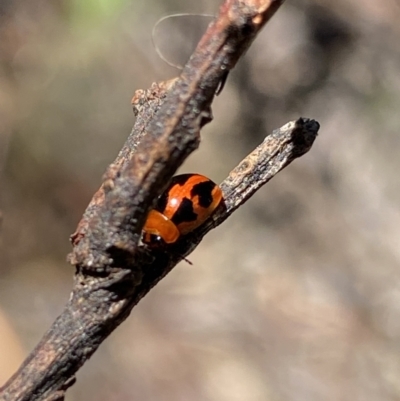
left=182, top=256, right=193, bottom=265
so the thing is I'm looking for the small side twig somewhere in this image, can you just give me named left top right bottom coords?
left=0, top=1, right=320, bottom=401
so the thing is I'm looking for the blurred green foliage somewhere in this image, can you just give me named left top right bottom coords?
left=68, top=0, right=131, bottom=26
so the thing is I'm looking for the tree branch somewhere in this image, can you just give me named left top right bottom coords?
left=0, top=1, right=320, bottom=401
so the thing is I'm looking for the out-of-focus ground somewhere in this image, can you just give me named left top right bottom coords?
left=1, top=0, right=400, bottom=400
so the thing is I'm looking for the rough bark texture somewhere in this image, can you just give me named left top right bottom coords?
left=0, top=1, right=320, bottom=400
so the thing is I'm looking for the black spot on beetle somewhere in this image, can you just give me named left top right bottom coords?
left=156, top=189, right=168, bottom=212
left=170, top=174, right=192, bottom=186
left=191, top=181, right=215, bottom=208
left=171, top=198, right=197, bottom=226
left=155, top=174, right=192, bottom=212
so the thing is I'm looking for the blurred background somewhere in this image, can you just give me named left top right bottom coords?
left=1, top=0, right=400, bottom=400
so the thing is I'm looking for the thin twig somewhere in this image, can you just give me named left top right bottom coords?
left=0, top=1, right=320, bottom=401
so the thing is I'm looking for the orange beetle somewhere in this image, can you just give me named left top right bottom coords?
left=142, top=209, right=180, bottom=246
left=142, top=174, right=223, bottom=247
